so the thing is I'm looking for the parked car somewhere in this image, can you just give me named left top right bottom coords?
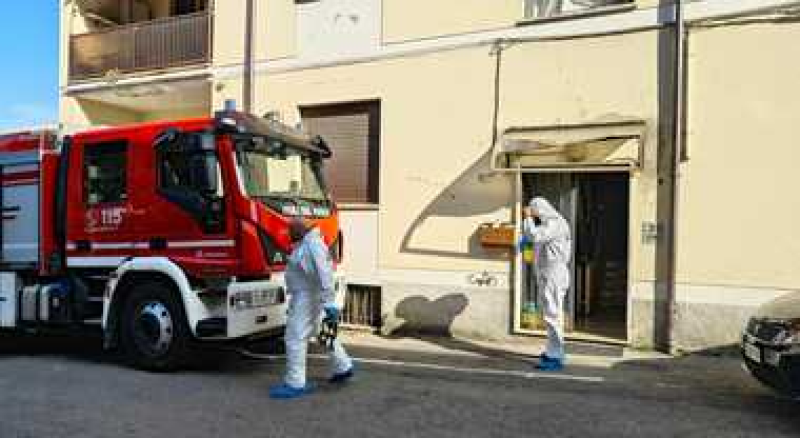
left=742, top=293, right=800, bottom=398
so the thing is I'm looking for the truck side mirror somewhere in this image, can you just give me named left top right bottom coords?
left=153, top=128, right=182, bottom=151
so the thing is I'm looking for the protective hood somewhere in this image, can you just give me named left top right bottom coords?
left=529, top=197, right=563, bottom=221
left=302, top=226, right=323, bottom=244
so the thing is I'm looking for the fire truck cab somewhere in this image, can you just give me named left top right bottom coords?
left=0, top=110, right=341, bottom=370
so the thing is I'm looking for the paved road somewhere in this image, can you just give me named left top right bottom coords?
left=0, top=333, right=796, bottom=438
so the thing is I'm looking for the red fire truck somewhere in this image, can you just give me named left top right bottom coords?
left=0, top=109, right=342, bottom=370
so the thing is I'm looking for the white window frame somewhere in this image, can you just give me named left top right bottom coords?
left=521, top=0, right=636, bottom=24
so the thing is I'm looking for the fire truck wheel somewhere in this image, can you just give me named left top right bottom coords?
left=119, top=281, right=191, bottom=371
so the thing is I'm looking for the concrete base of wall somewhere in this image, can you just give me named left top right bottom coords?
left=375, top=278, right=799, bottom=352
left=631, top=282, right=799, bottom=352
left=379, top=281, right=511, bottom=341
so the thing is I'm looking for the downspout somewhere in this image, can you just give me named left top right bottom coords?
left=665, top=0, right=686, bottom=353
left=243, top=0, right=256, bottom=113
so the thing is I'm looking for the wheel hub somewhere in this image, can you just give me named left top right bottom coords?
left=132, top=301, right=174, bottom=357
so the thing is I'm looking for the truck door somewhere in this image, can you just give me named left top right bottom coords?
left=142, top=130, right=233, bottom=274
left=66, top=139, right=136, bottom=266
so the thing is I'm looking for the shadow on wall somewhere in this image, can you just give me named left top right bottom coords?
left=399, top=149, right=514, bottom=261
left=389, top=294, right=470, bottom=336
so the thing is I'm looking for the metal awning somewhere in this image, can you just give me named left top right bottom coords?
left=493, top=119, right=647, bottom=172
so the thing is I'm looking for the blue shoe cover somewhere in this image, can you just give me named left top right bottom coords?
left=329, top=366, right=355, bottom=384
left=536, top=357, right=564, bottom=371
left=269, top=383, right=314, bottom=399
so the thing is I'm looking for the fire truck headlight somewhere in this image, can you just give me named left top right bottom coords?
left=230, top=288, right=284, bottom=311
left=231, top=292, right=253, bottom=311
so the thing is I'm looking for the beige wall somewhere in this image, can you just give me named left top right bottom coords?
left=260, top=0, right=297, bottom=60
left=499, top=32, right=663, bottom=282
left=382, top=0, right=521, bottom=43
left=213, top=30, right=664, bottom=277
left=60, top=97, right=210, bottom=132
left=208, top=0, right=668, bottom=66
left=60, top=98, right=143, bottom=133
left=215, top=47, right=513, bottom=272
left=60, top=4, right=71, bottom=88
left=212, top=0, right=296, bottom=67
left=382, top=0, right=664, bottom=44
left=678, top=22, right=800, bottom=291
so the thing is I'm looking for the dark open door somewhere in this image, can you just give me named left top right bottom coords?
left=172, top=0, right=204, bottom=15
left=522, top=173, right=578, bottom=331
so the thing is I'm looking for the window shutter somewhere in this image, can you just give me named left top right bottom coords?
left=301, top=101, right=380, bottom=204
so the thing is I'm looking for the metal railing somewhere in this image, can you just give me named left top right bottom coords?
left=69, top=11, right=210, bottom=81
left=342, top=285, right=382, bottom=329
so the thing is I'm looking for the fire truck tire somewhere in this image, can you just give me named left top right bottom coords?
left=119, top=281, right=192, bottom=371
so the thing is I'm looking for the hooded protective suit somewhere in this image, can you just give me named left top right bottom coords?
left=523, top=197, right=572, bottom=361
left=283, top=227, right=352, bottom=389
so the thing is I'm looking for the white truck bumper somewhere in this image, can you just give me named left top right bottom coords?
left=196, top=278, right=288, bottom=340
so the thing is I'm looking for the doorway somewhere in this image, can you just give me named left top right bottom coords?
left=519, top=172, right=629, bottom=342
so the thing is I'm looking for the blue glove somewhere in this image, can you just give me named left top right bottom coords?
left=323, top=305, right=340, bottom=321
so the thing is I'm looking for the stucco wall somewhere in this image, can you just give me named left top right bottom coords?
left=212, top=0, right=296, bottom=67
left=382, top=0, right=664, bottom=44
left=382, top=0, right=521, bottom=43
left=212, top=29, right=663, bottom=280
left=679, top=22, right=800, bottom=291
left=60, top=98, right=142, bottom=133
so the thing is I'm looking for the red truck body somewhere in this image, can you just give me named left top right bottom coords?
left=0, top=111, right=341, bottom=370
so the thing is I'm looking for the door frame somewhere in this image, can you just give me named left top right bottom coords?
left=512, top=167, right=634, bottom=345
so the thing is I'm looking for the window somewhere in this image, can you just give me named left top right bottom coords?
left=237, top=145, right=327, bottom=202
left=301, top=101, right=380, bottom=205
left=158, top=132, right=223, bottom=198
left=523, top=0, right=633, bottom=20
left=84, top=141, right=128, bottom=205
left=156, top=131, right=225, bottom=233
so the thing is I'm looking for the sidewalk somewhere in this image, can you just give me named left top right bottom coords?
left=340, top=331, right=671, bottom=369
left=335, top=331, right=759, bottom=395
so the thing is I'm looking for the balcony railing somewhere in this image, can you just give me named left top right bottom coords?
left=69, top=11, right=210, bottom=81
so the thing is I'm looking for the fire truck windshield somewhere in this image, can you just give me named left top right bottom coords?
left=235, top=136, right=331, bottom=216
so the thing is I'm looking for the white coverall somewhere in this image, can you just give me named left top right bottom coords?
left=284, top=227, right=352, bottom=388
left=523, top=197, right=572, bottom=361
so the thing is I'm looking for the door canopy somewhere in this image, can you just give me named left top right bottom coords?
left=493, top=119, right=647, bottom=172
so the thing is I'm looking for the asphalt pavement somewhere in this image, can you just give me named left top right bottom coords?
left=0, top=331, right=796, bottom=438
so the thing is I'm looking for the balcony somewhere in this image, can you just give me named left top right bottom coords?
left=69, top=11, right=211, bottom=82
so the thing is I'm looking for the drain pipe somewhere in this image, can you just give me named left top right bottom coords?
left=664, top=0, right=686, bottom=354
left=243, top=0, right=256, bottom=113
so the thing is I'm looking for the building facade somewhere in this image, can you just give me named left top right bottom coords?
left=60, top=0, right=800, bottom=352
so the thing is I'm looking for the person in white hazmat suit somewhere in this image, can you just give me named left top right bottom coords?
left=521, top=197, right=572, bottom=371
left=269, top=218, right=354, bottom=399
